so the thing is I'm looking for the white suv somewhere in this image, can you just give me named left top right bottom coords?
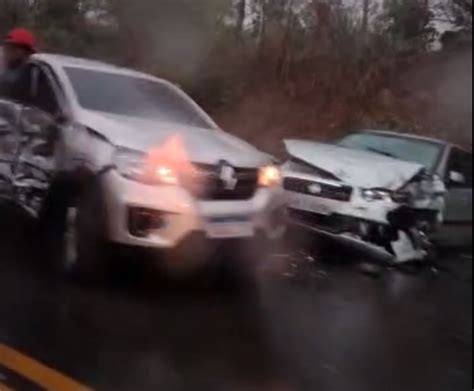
left=0, top=54, right=286, bottom=279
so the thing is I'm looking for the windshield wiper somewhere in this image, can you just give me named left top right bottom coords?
left=366, top=147, right=397, bottom=159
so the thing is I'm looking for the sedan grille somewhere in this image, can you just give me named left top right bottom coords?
left=284, top=177, right=353, bottom=202
left=187, top=164, right=258, bottom=201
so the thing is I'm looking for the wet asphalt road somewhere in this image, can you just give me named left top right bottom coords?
left=0, top=205, right=472, bottom=391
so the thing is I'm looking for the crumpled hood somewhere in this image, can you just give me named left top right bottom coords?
left=285, top=140, right=424, bottom=190
left=79, top=110, right=270, bottom=167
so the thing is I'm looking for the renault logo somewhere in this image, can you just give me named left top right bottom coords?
left=218, top=161, right=238, bottom=190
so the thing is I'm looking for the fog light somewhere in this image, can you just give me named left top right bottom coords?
left=128, top=208, right=165, bottom=238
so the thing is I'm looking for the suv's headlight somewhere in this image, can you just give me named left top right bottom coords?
left=114, top=148, right=179, bottom=185
left=259, top=165, right=282, bottom=187
left=361, top=188, right=392, bottom=202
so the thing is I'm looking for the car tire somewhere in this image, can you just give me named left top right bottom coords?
left=40, top=178, right=109, bottom=282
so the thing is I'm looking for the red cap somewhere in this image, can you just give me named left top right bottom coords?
left=4, top=28, right=36, bottom=52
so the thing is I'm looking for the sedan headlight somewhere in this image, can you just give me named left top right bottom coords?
left=361, top=188, right=392, bottom=202
left=259, top=165, right=282, bottom=187
left=114, top=147, right=179, bottom=185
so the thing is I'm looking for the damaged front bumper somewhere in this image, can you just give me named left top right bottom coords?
left=288, top=209, right=431, bottom=264
left=284, top=173, right=439, bottom=264
left=288, top=211, right=396, bottom=262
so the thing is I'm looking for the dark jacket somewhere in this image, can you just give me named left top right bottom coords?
left=0, top=64, right=31, bottom=103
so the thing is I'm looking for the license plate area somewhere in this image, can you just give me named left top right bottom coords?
left=289, top=195, right=331, bottom=216
left=205, top=216, right=254, bottom=239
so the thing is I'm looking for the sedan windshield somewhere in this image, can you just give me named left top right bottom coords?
left=65, top=67, right=214, bottom=129
left=338, top=132, right=443, bottom=170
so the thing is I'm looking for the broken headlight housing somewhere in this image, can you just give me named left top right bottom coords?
left=361, top=188, right=393, bottom=202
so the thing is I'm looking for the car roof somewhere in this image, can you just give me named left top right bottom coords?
left=31, top=53, right=165, bottom=82
left=357, top=129, right=471, bottom=152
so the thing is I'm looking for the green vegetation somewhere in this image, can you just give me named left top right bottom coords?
left=1, top=0, right=472, bottom=148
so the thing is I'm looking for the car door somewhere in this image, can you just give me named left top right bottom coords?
left=9, top=64, right=63, bottom=217
left=0, top=100, right=20, bottom=201
left=12, top=106, right=59, bottom=217
left=440, top=147, right=473, bottom=246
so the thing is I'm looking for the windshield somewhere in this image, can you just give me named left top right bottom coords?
left=338, top=132, right=443, bottom=170
left=65, top=67, right=214, bottom=129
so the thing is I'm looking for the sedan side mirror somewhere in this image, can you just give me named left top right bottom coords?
left=449, top=170, right=467, bottom=186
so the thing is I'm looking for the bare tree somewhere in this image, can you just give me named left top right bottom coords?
left=236, top=0, right=247, bottom=34
left=0, top=0, right=38, bottom=32
left=362, top=0, right=371, bottom=34
left=437, top=0, right=472, bottom=31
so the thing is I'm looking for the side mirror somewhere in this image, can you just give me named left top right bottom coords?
left=449, top=171, right=466, bottom=186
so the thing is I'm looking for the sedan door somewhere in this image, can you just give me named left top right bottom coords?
left=439, top=147, right=473, bottom=246
left=0, top=100, right=20, bottom=201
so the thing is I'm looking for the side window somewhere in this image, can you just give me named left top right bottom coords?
left=31, top=66, right=60, bottom=116
left=447, top=148, right=473, bottom=189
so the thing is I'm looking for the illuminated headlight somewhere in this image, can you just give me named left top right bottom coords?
left=114, top=148, right=179, bottom=185
left=259, top=165, right=282, bottom=187
left=361, top=188, right=392, bottom=202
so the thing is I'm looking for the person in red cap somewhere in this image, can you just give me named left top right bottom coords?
left=0, top=28, right=36, bottom=100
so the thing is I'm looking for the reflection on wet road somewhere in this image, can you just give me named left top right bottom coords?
left=0, top=206, right=472, bottom=391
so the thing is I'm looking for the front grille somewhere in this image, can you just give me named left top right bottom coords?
left=288, top=208, right=356, bottom=234
left=284, top=177, right=353, bottom=202
left=187, top=164, right=258, bottom=201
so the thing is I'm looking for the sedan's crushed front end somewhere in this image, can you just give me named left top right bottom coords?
left=283, top=140, right=445, bottom=264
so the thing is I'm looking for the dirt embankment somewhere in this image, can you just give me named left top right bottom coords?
left=214, top=47, right=472, bottom=155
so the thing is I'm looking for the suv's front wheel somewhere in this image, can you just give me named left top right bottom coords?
left=40, top=179, right=109, bottom=282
